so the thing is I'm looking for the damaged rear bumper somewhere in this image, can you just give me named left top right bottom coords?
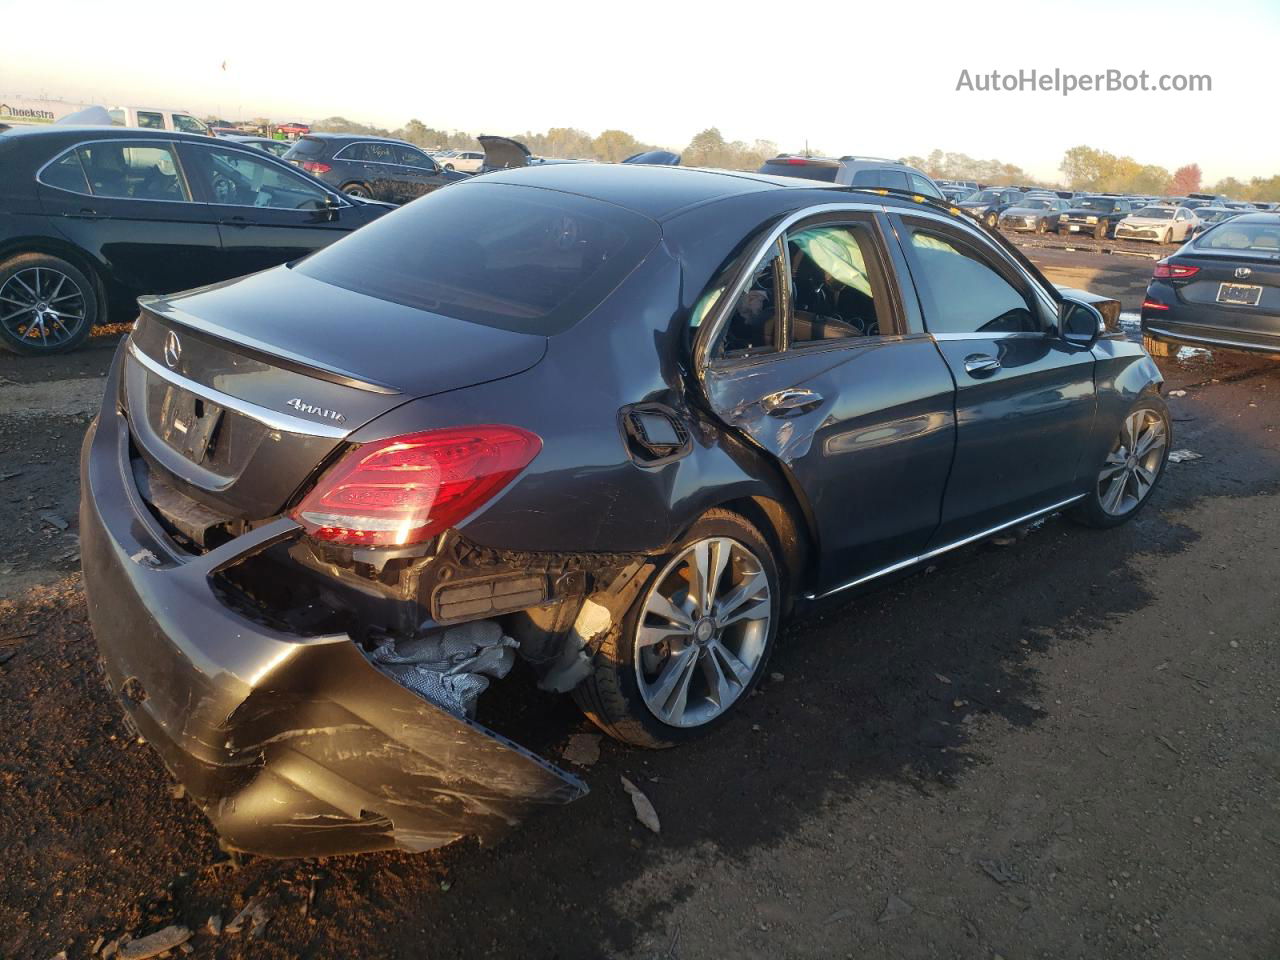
left=78, top=354, right=585, bottom=858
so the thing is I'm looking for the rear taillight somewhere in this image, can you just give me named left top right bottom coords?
left=291, top=426, right=541, bottom=547
left=1153, top=261, right=1199, bottom=279
left=1142, top=299, right=1170, bottom=311
left=300, top=161, right=331, bottom=175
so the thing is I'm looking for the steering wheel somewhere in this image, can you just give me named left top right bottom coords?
left=211, top=173, right=237, bottom=205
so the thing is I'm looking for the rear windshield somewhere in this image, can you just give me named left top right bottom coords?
left=758, top=161, right=840, bottom=183
left=285, top=136, right=327, bottom=158
left=295, top=182, right=660, bottom=334
left=1196, top=221, right=1280, bottom=254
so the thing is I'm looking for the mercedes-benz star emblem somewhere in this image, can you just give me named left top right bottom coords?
left=163, top=330, right=182, bottom=369
left=1235, top=266, right=1252, bottom=279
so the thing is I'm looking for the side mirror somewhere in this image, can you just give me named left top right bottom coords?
left=321, top=194, right=342, bottom=220
left=1058, top=297, right=1103, bottom=348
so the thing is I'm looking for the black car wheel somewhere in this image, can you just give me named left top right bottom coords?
left=342, top=183, right=372, bottom=199
left=0, top=253, right=96, bottom=356
left=1070, top=397, right=1170, bottom=529
left=573, top=509, right=780, bottom=748
left=443, top=163, right=455, bottom=172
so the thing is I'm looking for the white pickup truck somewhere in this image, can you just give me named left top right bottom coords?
left=0, top=97, right=208, bottom=134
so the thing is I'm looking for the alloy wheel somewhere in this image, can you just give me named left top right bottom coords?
left=1098, top=409, right=1167, bottom=516
left=0, top=267, right=88, bottom=349
left=634, top=536, right=771, bottom=728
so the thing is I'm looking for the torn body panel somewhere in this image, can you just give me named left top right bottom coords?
left=81, top=359, right=585, bottom=857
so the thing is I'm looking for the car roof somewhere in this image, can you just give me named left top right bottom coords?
left=299, top=132, right=412, bottom=145
left=0, top=124, right=219, bottom=145
left=473, top=163, right=972, bottom=223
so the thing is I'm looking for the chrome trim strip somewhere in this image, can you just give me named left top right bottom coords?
left=805, top=494, right=1087, bottom=600
left=1146, top=326, right=1280, bottom=353
left=127, top=341, right=352, bottom=439
left=930, top=331, right=1054, bottom=342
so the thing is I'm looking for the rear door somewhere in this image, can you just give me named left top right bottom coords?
left=700, top=210, right=956, bottom=592
left=178, top=141, right=352, bottom=276
left=37, top=138, right=224, bottom=302
left=891, top=213, right=1097, bottom=544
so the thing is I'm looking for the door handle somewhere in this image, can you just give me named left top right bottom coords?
left=963, top=354, right=1001, bottom=377
left=224, top=215, right=250, bottom=227
left=68, top=207, right=98, bottom=219
left=761, top=387, right=823, bottom=416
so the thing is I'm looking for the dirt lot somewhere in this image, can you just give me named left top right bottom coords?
left=1, top=250, right=1278, bottom=960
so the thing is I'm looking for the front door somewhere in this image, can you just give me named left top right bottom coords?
left=179, top=142, right=352, bottom=277
left=701, top=213, right=956, bottom=592
left=892, top=214, right=1097, bottom=545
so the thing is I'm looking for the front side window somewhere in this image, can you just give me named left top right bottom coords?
left=394, top=145, right=435, bottom=170
left=910, top=173, right=943, bottom=199
left=786, top=224, right=883, bottom=341
left=75, top=143, right=189, bottom=201
left=136, top=111, right=165, bottom=130
left=907, top=228, right=1038, bottom=335
left=189, top=147, right=330, bottom=209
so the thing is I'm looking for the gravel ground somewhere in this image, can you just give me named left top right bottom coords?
left=1, top=254, right=1277, bottom=960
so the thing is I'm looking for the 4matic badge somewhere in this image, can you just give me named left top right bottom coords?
left=286, top=398, right=347, bottom=423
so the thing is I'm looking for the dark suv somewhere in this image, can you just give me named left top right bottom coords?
left=283, top=134, right=467, bottom=204
left=757, top=155, right=945, bottom=200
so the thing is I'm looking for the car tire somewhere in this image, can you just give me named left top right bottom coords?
left=1094, top=222, right=1107, bottom=240
left=0, top=252, right=98, bottom=356
left=443, top=163, right=454, bottom=172
left=1142, top=332, right=1172, bottom=357
left=1069, top=396, right=1171, bottom=529
left=342, top=183, right=372, bottom=199
left=1161, top=229, right=1171, bottom=245
left=1036, top=219, right=1047, bottom=234
left=985, top=212, right=998, bottom=229
left=572, top=508, right=780, bottom=748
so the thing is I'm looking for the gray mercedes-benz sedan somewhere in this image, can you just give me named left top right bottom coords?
left=80, top=164, right=1170, bottom=856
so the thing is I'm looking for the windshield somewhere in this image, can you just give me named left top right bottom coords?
left=1133, top=207, right=1175, bottom=219
left=1196, top=221, right=1280, bottom=255
left=296, top=182, right=661, bottom=334
left=1076, top=197, right=1116, bottom=212
left=968, top=190, right=1002, bottom=203
left=1019, top=199, right=1052, bottom=210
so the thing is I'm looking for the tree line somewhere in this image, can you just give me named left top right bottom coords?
left=246, top=116, right=1279, bottom=201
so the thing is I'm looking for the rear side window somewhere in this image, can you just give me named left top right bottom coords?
left=40, top=150, right=90, bottom=194
left=296, top=182, right=661, bottom=335
left=786, top=224, right=885, bottom=341
left=905, top=228, right=1038, bottom=335
left=136, top=111, right=165, bottom=130
left=758, top=160, right=840, bottom=183
left=75, top=143, right=190, bottom=201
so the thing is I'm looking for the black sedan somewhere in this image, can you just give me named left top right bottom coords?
left=281, top=134, right=468, bottom=203
left=0, top=125, right=391, bottom=355
left=80, top=165, right=1169, bottom=857
left=1141, top=213, right=1280, bottom=355
left=1058, top=196, right=1134, bottom=240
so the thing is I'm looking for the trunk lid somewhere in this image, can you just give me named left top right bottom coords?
left=477, top=134, right=531, bottom=172
left=1171, top=249, right=1280, bottom=331
left=123, top=266, right=547, bottom=520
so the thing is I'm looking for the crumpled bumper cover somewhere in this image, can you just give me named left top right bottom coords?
left=79, top=346, right=586, bottom=858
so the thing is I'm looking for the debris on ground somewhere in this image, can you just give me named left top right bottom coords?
left=205, top=914, right=222, bottom=936
left=368, top=621, right=518, bottom=717
left=1168, top=389, right=1188, bottom=397
left=39, top=512, right=70, bottom=531
left=977, top=858, right=1022, bottom=885
left=117, top=926, right=190, bottom=960
left=878, top=894, right=914, bottom=923
left=621, top=776, right=661, bottom=833
left=824, top=908, right=855, bottom=925
left=561, top=733, right=602, bottom=767
left=225, top=897, right=269, bottom=935
left=1168, top=449, right=1203, bottom=463
left=1177, top=346, right=1214, bottom=363
left=770, top=672, right=785, bottom=683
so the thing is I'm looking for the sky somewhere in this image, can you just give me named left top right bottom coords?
left=3, top=0, right=1278, bottom=185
